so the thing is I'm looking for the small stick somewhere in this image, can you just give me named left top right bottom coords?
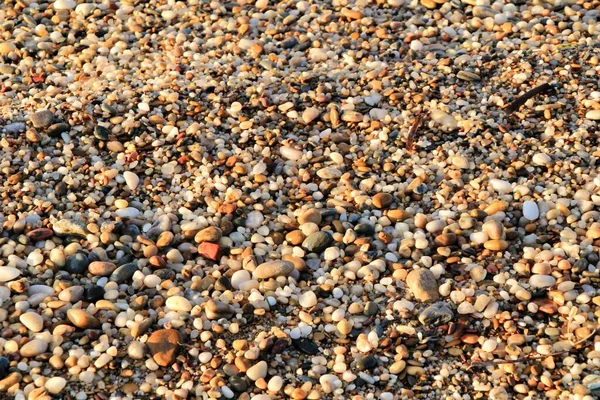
left=467, top=327, right=597, bottom=371
left=505, top=83, right=556, bottom=114
left=406, top=115, right=422, bottom=153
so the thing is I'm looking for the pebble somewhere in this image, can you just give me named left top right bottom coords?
left=299, top=291, right=318, bottom=308
left=406, top=269, right=439, bottom=302
left=585, top=110, right=600, bottom=120
left=19, top=312, right=44, bottom=332
left=302, top=231, right=333, bottom=253
left=0, top=267, right=21, bottom=282
left=147, top=329, right=182, bottom=367
left=523, top=200, right=539, bottom=220
left=30, top=110, right=54, bottom=128
left=418, top=302, right=454, bottom=325
left=166, top=296, right=192, bottom=312
left=65, top=253, right=89, bottom=274
left=45, top=377, right=67, bottom=394
left=67, top=309, right=102, bottom=329
left=54, top=0, right=77, bottom=10
left=253, top=260, right=294, bottom=280
left=246, top=360, right=267, bottom=380
left=123, top=171, right=140, bottom=190
left=372, top=193, right=393, bottom=208
left=529, top=275, right=556, bottom=288
left=20, top=339, right=48, bottom=357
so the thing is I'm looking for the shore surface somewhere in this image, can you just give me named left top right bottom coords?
left=1, top=0, right=600, bottom=399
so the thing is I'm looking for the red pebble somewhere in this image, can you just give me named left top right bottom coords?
left=26, top=228, right=54, bottom=242
left=198, top=242, right=222, bottom=261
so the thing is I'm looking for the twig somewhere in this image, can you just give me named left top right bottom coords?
left=406, top=115, right=422, bottom=153
left=467, top=327, right=597, bottom=371
left=504, top=83, right=556, bottom=114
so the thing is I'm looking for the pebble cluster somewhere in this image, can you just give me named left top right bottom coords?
left=1, top=0, right=600, bottom=399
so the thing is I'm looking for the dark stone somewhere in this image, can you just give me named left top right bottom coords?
left=223, top=363, right=239, bottom=376
left=282, top=37, right=298, bottom=49
left=215, top=276, right=232, bottom=291
left=354, top=223, right=375, bottom=236
left=229, top=376, right=248, bottom=392
left=271, top=338, right=289, bottom=354
left=356, top=355, right=377, bottom=371
left=84, top=285, right=105, bottom=303
left=292, top=338, right=319, bottom=355
left=110, top=263, right=138, bottom=283
left=154, top=269, right=175, bottom=281
left=0, top=357, right=9, bottom=379
left=122, top=224, right=140, bottom=237
left=364, top=301, right=379, bottom=316
left=65, top=253, right=89, bottom=275
left=302, top=231, right=333, bottom=253
left=94, top=125, right=110, bottom=140
left=47, top=123, right=70, bottom=137
left=332, top=220, right=344, bottom=233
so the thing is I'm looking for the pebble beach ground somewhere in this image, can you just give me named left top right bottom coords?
left=1, top=0, right=600, bottom=399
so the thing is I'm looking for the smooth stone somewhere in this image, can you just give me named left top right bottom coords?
left=166, top=296, right=192, bottom=312
left=20, top=339, right=48, bottom=357
left=406, top=269, right=439, bottom=302
left=84, top=285, right=105, bottom=302
left=585, top=110, right=600, bottom=120
left=245, top=211, right=264, bottom=229
left=292, top=338, right=319, bottom=355
left=54, top=0, right=77, bottom=10
left=195, top=226, right=222, bottom=243
left=280, top=146, right=303, bottom=161
left=67, top=309, right=101, bottom=329
left=0, top=358, right=8, bottom=379
left=94, top=125, right=110, bottom=140
left=364, top=301, right=379, bottom=316
left=147, top=329, right=182, bottom=367
left=298, top=291, right=318, bottom=308
left=45, top=377, right=66, bottom=394
left=354, top=223, right=375, bottom=236
left=0, top=267, right=21, bottom=282
left=317, top=167, right=342, bottom=179
left=65, top=253, right=89, bottom=275
left=231, top=270, right=251, bottom=289
left=205, top=300, right=234, bottom=320
left=110, top=263, right=138, bottom=283
left=128, top=341, right=147, bottom=359
left=302, top=231, right=333, bottom=253
left=489, top=179, right=511, bottom=193
left=26, top=228, right=54, bottom=242
left=372, top=193, right=393, bottom=208
left=88, top=261, right=117, bottom=276
left=0, top=372, right=22, bottom=392
left=20, top=312, right=44, bottom=332
left=389, top=360, right=406, bottom=374
left=529, top=275, right=556, bottom=288
left=356, top=355, right=377, bottom=371
left=30, top=109, right=53, bottom=128
left=246, top=360, right=267, bottom=381
left=116, top=207, right=140, bottom=218
left=418, top=302, right=454, bottom=325
left=298, top=208, right=322, bottom=225
left=123, top=171, right=139, bottom=190
left=229, top=376, right=248, bottom=392
left=532, top=153, right=552, bottom=166
left=302, top=107, right=320, bottom=123
left=523, top=200, right=539, bottom=220
left=52, top=219, right=88, bottom=238
left=253, top=260, right=294, bottom=280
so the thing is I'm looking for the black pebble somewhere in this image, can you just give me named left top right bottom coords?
left=292, top=338, right=319, bottom=355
